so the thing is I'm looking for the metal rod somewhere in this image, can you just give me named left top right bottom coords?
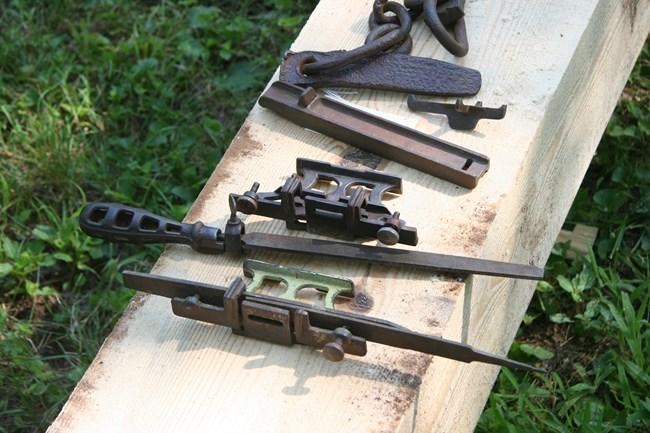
left=241, top=232, right=544, bottom=280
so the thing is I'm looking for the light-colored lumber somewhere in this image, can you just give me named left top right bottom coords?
left=557, top=224, right=599, bottom=258
left=49, top=1, right=649, bottom=432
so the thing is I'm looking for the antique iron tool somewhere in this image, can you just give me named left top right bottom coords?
left=243, top=259, right=354, bottom=310
left=280, top=0, right=479, bottom=95
left=258, top=81, right=489, bottom=189
left=369, top=0, right=470, bottom=57
left=232, top=158, right=418, bottom=246
left=408, top=96, right=507, bottom=131
left=280, top=51, right=481, bottom=96
left=123, top=270, right=544, bottom=371
left=79, top=200, right=544, bottom=280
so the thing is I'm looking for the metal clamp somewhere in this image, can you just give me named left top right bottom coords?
left=232, top=158, right=418, bottom=245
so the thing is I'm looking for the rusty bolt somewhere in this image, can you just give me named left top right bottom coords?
left=377, top=212, right=401, bottom=245
left=322, top=327, right=352, bottom=362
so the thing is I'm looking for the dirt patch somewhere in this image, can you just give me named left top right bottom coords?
left=442, top=281, right=464, bottom=296
left=371, top=353, right=432, bottom=431
left=106, top=292, right=148, bottom=344
left=455, top=202, right=497, bottom=255
left=339, top=148, right=383, bottom=170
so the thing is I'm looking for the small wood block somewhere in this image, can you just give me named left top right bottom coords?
left=556, top=224, right=599, bottom=258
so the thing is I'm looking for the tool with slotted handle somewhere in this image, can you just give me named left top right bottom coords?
left=79, top=201, right=543, bottom=280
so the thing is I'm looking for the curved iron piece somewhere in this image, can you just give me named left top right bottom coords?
left=422, top=0, right=469, bottom=57
left=301, top=1, right=412, bottom=75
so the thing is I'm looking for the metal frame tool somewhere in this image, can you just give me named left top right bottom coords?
left=232, top=158, right=418, bottom=246
left=123, top=270, right=544, bottom=371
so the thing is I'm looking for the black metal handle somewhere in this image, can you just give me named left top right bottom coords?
left=79, top=202, right=223, bottom=253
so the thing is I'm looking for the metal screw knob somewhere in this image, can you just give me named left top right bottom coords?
left=322, top=327, right=352, bottom=362
left=377, top=226, right=399, bottom=245
left=377, top=212, right=400, bottom=245
left=236, top=182, right=260, bottom=214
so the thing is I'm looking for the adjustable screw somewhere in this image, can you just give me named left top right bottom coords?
left=236, top=182, right=260, bottom=214
left=322, top=327, right=352, bottom=362
left=377, top=212, right=401, bottom=245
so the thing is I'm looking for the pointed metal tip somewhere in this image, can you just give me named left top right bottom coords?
left=500, top=358, right=547, bottom=374
left=473, top=348, right=545, bottom=373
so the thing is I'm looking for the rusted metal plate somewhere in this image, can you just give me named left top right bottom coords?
left=258, top=81, right=490, bottom=189
left=280, top=51, right=481, bottom=96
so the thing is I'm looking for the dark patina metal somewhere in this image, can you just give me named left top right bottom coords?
left=421, top=0, right=469, bottom=57
left=408, top=96, right=508, bottom=130
left=232, top=158, right=418, bottom=246
left=258, top=81, right=489, bottom=189
left=79, top=201, right=544, bottom=280
left=301, top=0, right=413, bottom=75
left=124, top=270, right=545, bottom=371
left=280, top=1, right=479, bottom=95
left=279, top=51, right=481, bottom=96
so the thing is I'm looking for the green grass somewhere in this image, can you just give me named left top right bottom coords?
left=0, top=1, right=317, bottom=431
left=0, top=2, right=647, bottom=432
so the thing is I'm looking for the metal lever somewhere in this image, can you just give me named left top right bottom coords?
left=408, top=96, right=507, bottom=131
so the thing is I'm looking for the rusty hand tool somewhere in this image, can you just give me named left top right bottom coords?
left=258, top=81, right=489, bottom=189
left=79, top=201, right=544, bottom=280
left=370, top=0, right=469, bottom=56
left=123, top=270, right=545, bottom=372
left=232, top=158, right=418, bottom=246
left=280, top=1, right=481, bottom=96
left=408, top=96, right=508, bottom=130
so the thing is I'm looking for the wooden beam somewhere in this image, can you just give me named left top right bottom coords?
left=49, top=1, right=649, bottom=432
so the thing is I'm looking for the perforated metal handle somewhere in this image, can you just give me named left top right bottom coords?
left=79, top=202, right=223, bottom=253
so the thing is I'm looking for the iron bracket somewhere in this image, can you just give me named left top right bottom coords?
left=408, top=96, right=507, bottom=131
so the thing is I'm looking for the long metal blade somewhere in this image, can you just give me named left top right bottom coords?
left=241, top=233, right=544, bottom=280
